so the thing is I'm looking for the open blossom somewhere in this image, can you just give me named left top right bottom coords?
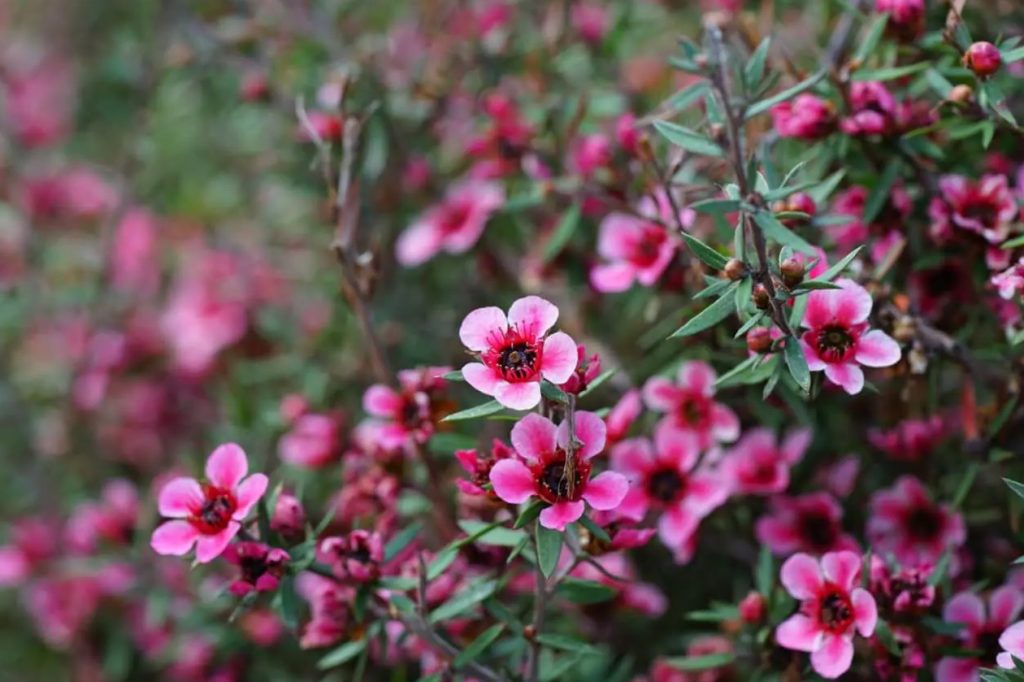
left=775, top=551, right=878, bottom=679
left=867, top=476, right=965, bottom=567
left=867, top=415, right=945, bottom=461
left=455, top=439, right=514, bottom=497
left=224, top=542, right=290, bottom=596
left=642, top=361, right=739, bottom=449
left=559, top=345, right=601, bottom=395
left=992, top=257, right=1024, bottom=299
left=362, top=367, right=451, bottom=449
left=590, top=211, right=678, bottom=293
left=770, top=95, right=836, bottom=140
left=297, top=573, right=354, bottom=649
left=799, top=278, right=901, bottom=394
left=936, top=586, right=1024, bottom=681
left=721, top=427, right=811, bottom=495
left=756, top=492, right=858, bottom=556
left=831, top=184, right=911, bottom=263
left=278, top=411, right=343, bottom=468
left=150, top=443, right=268, bottom=563
left=612, top=424, right=728, bottom=560
left=459, top=296, right=578, bottom=410
left=395, top=179, right=504, bottom=266
left=488, top=412, right=628, bottom=530
left=320, top=530, right=384, bottom=582
left=869, top=557, right=935, bottom=614
left=929, top=174, right=1018, bottom=268
left=998, top=621, right=1024, bottom=671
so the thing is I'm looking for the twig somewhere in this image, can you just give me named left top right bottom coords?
left=524, top=527, right=548, bottom=682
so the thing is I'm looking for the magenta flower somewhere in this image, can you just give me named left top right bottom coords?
left=488, top=412, right=628, bottom=530
left=454, top=439, right=515, bottom=497
left=395, top=179, right=504, bottom=266
left=224, top=542, right=290, bottom=596
left=590, top=213, right=677, bottom=293
left=756, top=492, right=859, bottom=556
left=278, top=412, right=343, bottom=469
left=929, top=174, right=1018, bottom=268
left=936, top=586, right=1024, bottom=681
left=867, top=415, right=946, bottom=462
left=799, top=278, right=901, bottom=394
left=320, top=530, right=384, bottom=583
left=611, top=424, right=728, bottom=558
left=992, top=257, right=1024, bottom=300
left=770, top=94, right=836, bottom=140
left=150, top=443, right=268, bottom=563
left=605, top=388, right=642, bottom=444
left=642, top=361, right=740, bottom=449
left=875, top=0, right=925, bottom=40
left=459, top=296, right=578, bottom=410
left=841, top=81, right=898, bottom=136
left=869, top=556, right=935, bottom=614
left=998, top=620, right=1024, bottom=671
left=866, top=476, right=966, bottom=568
left=964, top=41, right=1003, bottom=77
left=775, top=551, right=878, bottom=679
left=721, top=427, right=811, bottom=495
left=830, top=184, right=911, bottom=264
left=362, top=366, right=451, bottom=449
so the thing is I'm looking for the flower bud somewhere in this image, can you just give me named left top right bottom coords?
left=270, top=493, right=306, bottom=541
left=746, top=327, right=774, bottom=354
left=722, top=258, right=746, bottom=281
left=963, top=41, right=1002, bottom=78
left=780, top=258, right=805, bottom=288
left=739, top=591, right=766, bottom=623
left=948, top=84, right=973, bottom=104
left=752, top=283, right=771, bottom=309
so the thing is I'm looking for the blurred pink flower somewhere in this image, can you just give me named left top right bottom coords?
left=756, top=492, right=858, bottom=555
left=722, top=427, right=811, bottom=495
left=279, top=412, right=344, bottom=469
left=771, top=95, right=836, bottom=140
left=643, top=361, right=739, bottom=449
left=936, top=586, right=1024, bottom=681
left=866, top=476, right=965, bottom=568
left=396, top=179, right=504, bottom=266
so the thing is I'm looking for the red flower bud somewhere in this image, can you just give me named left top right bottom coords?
left=746, top=327, right=774, bottom=354
left=963, top=41, right=1002, bottom=78
left=752, top=283, right=771, bottom=309
left=780, top=258, right=805, bottom=288
left=723, top=258, right=746, bottom=281
left=739, top=591, right=766, bottom=623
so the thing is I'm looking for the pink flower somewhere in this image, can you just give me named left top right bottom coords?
left=320, top=530, right=384, bottom=583
left=866, top=476, right=966, bottom=567
left=395, top=179, right=504, bottom=266
left=841, top=81, right=898, bottom=136
left=642, top=361, right=740, bottom=449
left=558, top=345, right=601, bottom=395
left=3, top=54, right=75, bottom=148
left=868, top=415, right=945, bottom=461
left=297, top=573, right=353, bottom=649
left=224, top=542, right=290, bottom=596
left=459, top=296, right=578, bottom=410
left=590, top=213, right=677, bottom=293
left=929, top=174, right=1018, bottom=251
left=488, top=412, right=628, bottom=530
left=722, top=427, right=811, bottom=495
left=771, top=95, right=836, bottom=140
left=611, top=424, right=728, bottom=559
left=775, top=551, right=878, bottom=679
left=455, top=439, right=515, bottom=497
left=876, top=0, right=925, bottom=40
left=799, top=278, right=901, bottom=394
left=830, top=184, right=911, bottom=263
left=756, top=493, right=859, bottom=556
left=571, top=2, right=609, bottom=44
left=270, top=492, right=306, bottom=542
left=998, top=620, right=1024, bottom=671
left=605, top=388, right=642, bottom=443
left=936, top=586, right=1024, bottom=681
left=150, top=443, right=268, bottom=563
left=278, top=412, right=343, bottom=468
left=109, top=208, right=159, bottom=296
left=869, top=557, right=935, bottom=614
left=569, top=133, right=613, bottom=179
left=992, top=257, right=1024, bottom=299
left=362, top=367, right=451, bottom=449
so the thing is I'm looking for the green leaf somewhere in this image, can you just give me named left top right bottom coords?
left=811, top=245, right=864, bottom=282
left=951, top=464, right=978, bottom=510
left=1004, top=46, right=1024, bottom=64
left=577, top=514, right=612, bottom=543
left=874, top=619, right=902, bottom=656
left=807, top=169, right=846, bottom=205
left=578, top=369, right=616, bottom=398
left=863, top=160, right=900, bottom=225
left=682, top=233, right=729, bottom=270
left=753, top=211, right=816, bottom=255
left=536, top=633, right=593, bottom=652
left=734, top=311, right=765, bottom=338
left=541, top=381, right=569, bottom=404
left=714, top=355, right=760, bottom=386
left=783, top=338, right=811, bottom=393
left=426, top=546, right=459, bottom=581
left=535, top=525, right=562, bottom=578
left=925, top=68, right=954, bottom=98
left=542, top=204, right=581, bottom=263
left=664, top=652, right=736, bottom=671
left=278, top=574, right=299, bottom=631
left=453, top=624, right=505, bottom=668
left=428, top=432, right=478, bottom=455
left=854, top=14, right=888, bottom=64
left=514, top=500, right=545, bottom=529
left=384, top=522, right=423, bottom=562
left=442, top=370, right=464, bottom=382
left=667, top=81, right=712, bottom=110
left=756, top=544, right=774, bottom=596
left=668, top=283, right=739, bottom=338
left=691, top=198, right=741, bottom=215
left=744, top=38, right=771, bottom=90
left=1006, top=478, right=1024, bottom=502
left=429, top=578, right=498, bottom=623
left=928, top=550, right=952, bottom=586
left=652, top=120, right=723, bottom=157
left=442, top=400, right=505, bottom=422
left=745, top=70, right=827, bottom=119
left=318, top=640, right=367, bottom=670
left=457, top=521, right=527, bottom=547
left=557, top=578, right=618, bottom=604
left=852, top=62, right=928, bottom=82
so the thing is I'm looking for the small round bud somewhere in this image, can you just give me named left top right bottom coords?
left=523, top=625, right=537, bottom=640
left=739, top=591, right=766, bottom=624
left=746, top=327, right=774, bottom=354
left=780, top=258, right=805, bottom=288
left=752, top=283, right=771, bottom=309
left=723, top=258, right=746, bottom=281
left=963, top=41, right=1002, bottom=78
left=948, top=84, right=974, bottom=104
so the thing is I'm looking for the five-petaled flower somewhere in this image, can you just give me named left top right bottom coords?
left=395, top=179, right=504, bottom=266
left=150, top=443, right=268, bottom=563
left=775, top=551, right=878, bottom=679
left=459, top=296, right=578, bottom=410
left=756, top=492, right=859, bottom=556
left=936, top=585, right=1024, bottom=681
left=488, top=411, right=628, bottom=530
left=589, top=193, right=683, bottom=293
left=799, top=278, right=901, bottom=394
left=362, top=366, right=452, bottom=450
left=721, top=427, right=811, bottom=496
left=866, top=475, right=966, bottom=568
left=224, top=542, right=290, bottom=596
left=642, top=361, right=739, bottom=449
left=611, top=423, right=728, bottom=561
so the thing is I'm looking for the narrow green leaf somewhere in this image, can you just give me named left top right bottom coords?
left=384, top=522, right=423, bottom=562
left=1005, top=478, right=1024, bottom=502
left=578, top=369, right=616, bottom=398
left=928, top=551, right=952, bottom=586
left=744, top=38, right=771, bottom=90
left=691, top=198, right=741, bottom=215
left=457, top=521, right=527, bottom=547
left=852, top=62, right=928, bottom=82
left=442, top=400, right=505, bottom=422
left=667, top=81, right=711, bottom=110
left=783, top=338, right=811, bottom=393
left=535, top=525, right=562, bottom=578
left=664, top=652, right=736, bottom=672
left=753, top=211, right=816, bottom=255
left=745, top=70, right=827, bottom=119
left=668, top=283, right=739, bottom=338
left=429, top=579, right=497, bottom=623
left=863, top=161, right=901, bottom=225
left=807, top=169, right=846, bottom=205
left=514, top=500, right=545, bottom=529
left=652, top=120, right=723, bottom=157
left=1004, top=45, right=1024, bottom=63
left=442, top=370, right=464, bottom=382
left=734, top=311, right=765, bottom=338
left=874, top=620, right=901, bottom=656
left=924, top=68, right=954, bottom=98
left=682, top=233, right=729, bottom=269
left=756, top=544, right=773, bottom=596
left=714, top=355, right=760, bottom=387
left=542, top=204, right=581, bottom=263
left=318, top=640, right=367, bottom=670
left=536, top=633, right=593, bottom=652
left=854, top=14, right=889, bottom=64
left=557, top=578, right=618, bottom=605
left=951, top=464, right=978, bottom=510
left=812, top=245, right=864, bottom=282
left=577, top=514, right=612, bottom=543
left=541, top=380, right=569, bottom=404
left=453, top=624, right=505, bottom=668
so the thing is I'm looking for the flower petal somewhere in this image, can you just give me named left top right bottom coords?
left=590, top=263, right=637, bottom=293
left=157, top=477, right=203, bottom=518
left=810, top=634, right=854, bottom=679
left=677, top=361, right=716, bottom=397
left=642, top=376, right=679, bottom=412
left=511, top=413, right=558, bottom=462
left=459, top=307, right=507, bottom=352
left=943, top=592, right=986, bottom=632
left=855, top=330, right=901, bottom=367
left=934, top=656, right=979, bottom=682
left=709, top=404, right=740, bottom=443
left=150, top=520, right=199, bottom=556
left=540, top=332, right=579, bottom=384
left=657, top=506, right=698, bottom=548
left=610, top=438, right=654, bottom=478
left=195, top=524, right=239, bottom=563
left=990, top=586, right=1024, bottom=630
left=821, top=550, right=862, bottom=591
left=395, top=220, right=443, bottom=267
left=616, top=486, right=649, bottom=522
left=206, top=443, right=248, bottom=490
left=823, top=363, right=864, bottom=395
left=489, top=459, right=537, bottom=504
left=775, top=614, right=824, bottom=653
left=998, top=621, right=1024, bottom=667
left=507, top=296, right=559, bottom=337
left=852, top=588, right=878, bottom=637
left=561, top=411, right=607, bottom=460
left=780, top=553, right=824, bottom=600
left=582, top=472, right=629, bottom=510
left=462, top=362, right=501, bottom=396
left=362, top=385, right=403, bottom=418
left=494, top=381, right=542, bottom=411
left=539, top=501, right=585, bottom=531
left=233, top=473, right=269, bottom=519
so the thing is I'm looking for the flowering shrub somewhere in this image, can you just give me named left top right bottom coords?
left=5, top=0, right=1024, bottom=681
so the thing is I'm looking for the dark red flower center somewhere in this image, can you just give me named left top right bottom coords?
left=814, top=324, right=857, bottom=363
left=191, top=485, right=237, bottom=534
left=646, top=467, right=686, bottom=505
left=798, top=511, right=838, bottom=552
left=905, top=504, right=943, bottom=541
left=532, top=450, right=591, bottom=504
left=961, top=201, right=998, bottom=229
left=484, top=327, right=542, bottom=383
left=676, top=393, right=710, bottom=428
left=816, top=586, right=854, bottom=633
left=439, top=201, right=473, bottom=235
left=631, top=226, right=666, bottom=268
